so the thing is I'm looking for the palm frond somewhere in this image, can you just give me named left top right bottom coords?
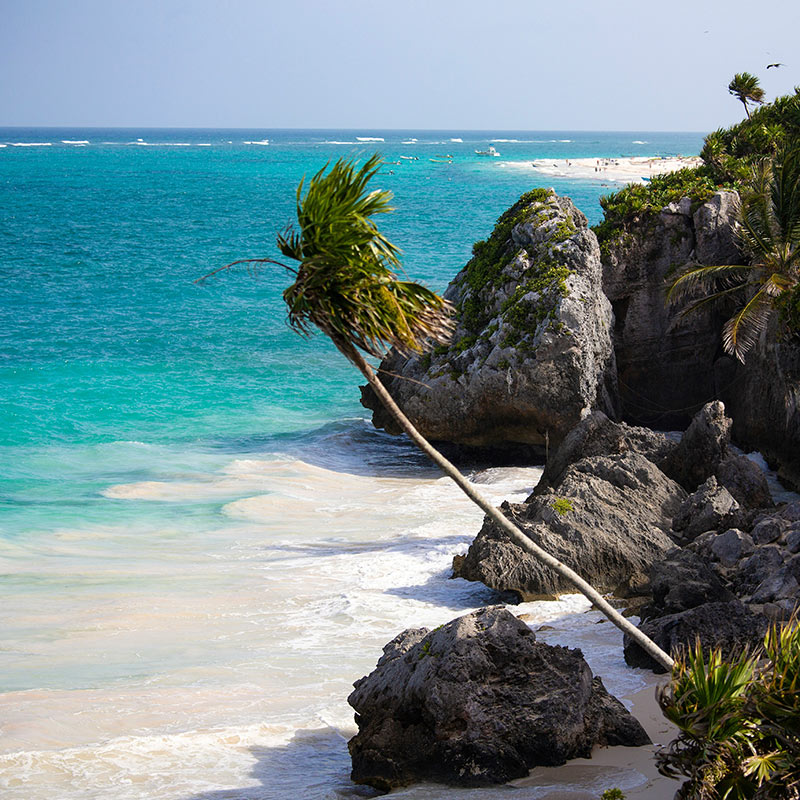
left=278, top=155, right=454, bottom=361
left=666, top=264, right=752, bottom=304
left=722, top=287, right=774, bottom=361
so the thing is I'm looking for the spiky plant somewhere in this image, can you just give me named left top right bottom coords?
left=667, top=144, right=800, bottom=362
left=200, top=154, right=675, bottom=671
left=729, top=73, right=766, bottom=119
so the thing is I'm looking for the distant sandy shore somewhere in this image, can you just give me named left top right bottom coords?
left=506, top=155, right=702, bottom=185
left=510, top=678, right=682, bottom=799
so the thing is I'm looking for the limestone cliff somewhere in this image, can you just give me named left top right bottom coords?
left=361, top=189, right=618, bottom=450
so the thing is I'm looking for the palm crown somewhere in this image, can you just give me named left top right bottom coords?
left=728, top=72, right=766, bottom=119
left=277, top=155, right=454, bottom=361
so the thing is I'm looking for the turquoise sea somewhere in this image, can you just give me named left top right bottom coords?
left=1, top=129, right=704, bottom=799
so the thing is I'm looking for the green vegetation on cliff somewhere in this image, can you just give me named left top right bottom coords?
left=593, top=88, right=800, bottom=251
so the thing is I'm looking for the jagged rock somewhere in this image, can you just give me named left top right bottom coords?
left=735, top=546, right=786, bottom=595
left=534, top=409, right=675, bottom=494
left=601, top=192, right=740, bottom=428
left=786, top=528, right=800, bottom=554
left=751, top=568, right=800, bottom=604
left=642, top=549, right=735, bottom=619
left=693, top=191, right=742, bottom=264
left=715, top=453, right=773, bottom=509
left=454, top=453, right=683, bottom=599
left=751, top=517, right=784, bottom=546
left=361, top=190, right=617, bottom=451
left=672, top=476, right=740, bottom=544
left=780, top=501, right=800, bottom=523
left=710, top=528, right=755, bottom=567
left=661, top=401, right=732, bottom=491
left=348, top=607, right=649, bottom=789
left=624, top=601, right=769, bottom=673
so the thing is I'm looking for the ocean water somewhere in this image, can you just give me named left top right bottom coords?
left=0, top=128, right=705, bottom=799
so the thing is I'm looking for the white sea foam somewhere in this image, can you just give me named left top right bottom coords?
left=61, top=140, right=90, bottom=144
left=10, top=142, right=52, bottom=147
left=243, top=139, right=270, bottom=145
left=0, top=144, right=6, bottom=148
left=558, top=139, right=572, bottom=142
left=322, top=140, right=355, bottom=145
left=355, top=136, right=384, bottom=142
left=449, top=138, right=463, bottom=142
left=491, top=138, right=521, bottom=142
left=402, top=138, right=418, bottom=143
left=196, top=143, right=211, bottom=146
left=632, top=140, right=648, bottom=144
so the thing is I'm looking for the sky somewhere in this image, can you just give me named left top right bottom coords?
left=1, top=0, right=798, bottom=131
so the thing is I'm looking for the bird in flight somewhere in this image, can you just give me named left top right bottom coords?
left=767, top=63, right=784, bottom=69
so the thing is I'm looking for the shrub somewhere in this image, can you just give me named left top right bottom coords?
left=657, top=618, right=800, bottom=799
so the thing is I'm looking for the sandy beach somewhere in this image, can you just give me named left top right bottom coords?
left=518, top=156, right=702, bottom=185
left=512, top=679, right=681, bottom=799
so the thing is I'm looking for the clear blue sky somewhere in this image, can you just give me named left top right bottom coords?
left=2, top=0, right=798, bottom=131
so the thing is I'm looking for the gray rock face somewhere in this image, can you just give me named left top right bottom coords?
left=601, top=192, right=740, bottom=428
left=710, top=528, right=755, bottom=567
left=715, top=453, right=773, bottom=510
left=623, top=601, right=769, bottom=673
left=643, top=548, right=735, bottom=619
left=454, top=453, right=683, bottom=599
left=535, top=409, right=676, bottom=494
left=661, top=401, right=732, bottom=491
left=361, top=190, right=617, bottom=450
left=348, top=607, right=649, bottom=790
left=672, top=476, right=740, bottom=544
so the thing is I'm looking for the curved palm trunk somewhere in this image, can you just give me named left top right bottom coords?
left=345, top=342, right=674, bottom=671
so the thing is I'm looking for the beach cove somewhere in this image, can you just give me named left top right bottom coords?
left=0, top=128, right=716, bottom=798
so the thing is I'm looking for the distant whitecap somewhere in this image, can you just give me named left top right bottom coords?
left=243, top=139, right=270, bottom=145
left=450, top=138, right=463, bottom=142
left=62, top=140, right=90, bottom=144
left=11, top=142, right=52, bottom=147
left=356, top=137, right=384, bottom=142
left=322, top=141, right=355, bottom=145
left=632, top=140, right=648, bottom=144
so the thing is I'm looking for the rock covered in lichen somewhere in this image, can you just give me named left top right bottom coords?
left=361, top=189, right=618, bottom=450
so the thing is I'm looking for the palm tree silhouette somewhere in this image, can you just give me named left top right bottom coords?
left=728, top=72, right=766, bottom=119
left=201, top=154, right=675, bottom=670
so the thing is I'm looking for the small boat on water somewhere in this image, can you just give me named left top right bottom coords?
left=475, top=145, right=500, bottom=157
left=400, top=155, right=418, bottom=161
left=430, top=158, right=453, bottom=164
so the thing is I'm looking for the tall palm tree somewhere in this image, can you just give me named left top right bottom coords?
left=200, top=154, right=674, bottom=671
left=728, top=72, right=766, bottom=119
left=667, top=144, right=800, bottom=361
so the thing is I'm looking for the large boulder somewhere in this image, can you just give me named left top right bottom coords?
left=624, top=601, right=769, bottom=673
left=348, top=607, right=649, bottom=790
left=361, top=189, right=617, bottom=451
left=601, top=191, right=740, bottom=428
left=454, top=453, right=684, bottom=599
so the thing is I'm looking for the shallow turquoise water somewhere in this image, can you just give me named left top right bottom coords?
left=0, top=129, right=705, bottom=799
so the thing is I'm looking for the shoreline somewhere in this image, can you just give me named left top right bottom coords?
left=511, top=680, right=681, bottom=799
left=503, top=155, right=702, bottom=185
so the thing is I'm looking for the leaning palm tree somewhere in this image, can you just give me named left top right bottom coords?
left=667, top=144, right=800, bottom=361
left=728, top=72, right=766, bottom=119
left=200, top=154, right=674, bottom=670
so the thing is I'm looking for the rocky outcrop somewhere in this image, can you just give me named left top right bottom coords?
left=535, top=409, right=676, bottom=494
left=601, top=191, right=740, bottom=428
left=624, top=601, right=769, bottom=673
left=348, top=606, right=649, bottom=790
left=361, top=189, right=617, bottom=451
left=454, top=453, right=683, bottom=599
